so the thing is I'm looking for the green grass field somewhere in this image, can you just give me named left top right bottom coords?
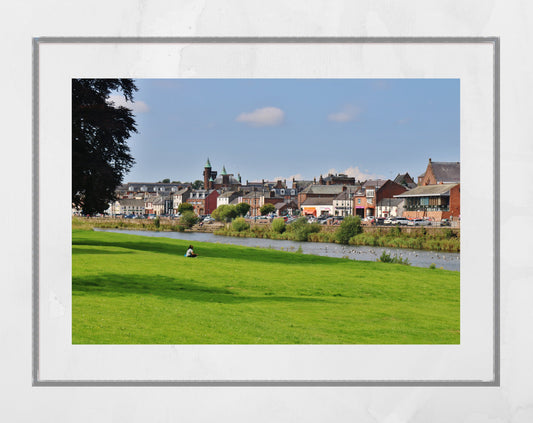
left=72, top=229, right=460, bottom=344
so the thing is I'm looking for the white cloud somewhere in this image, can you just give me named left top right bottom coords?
left=107, top=94, right=149, bottom=113
left=236, top=107, right=285, bottom=127
left=326, top=166, right=383, bottom=182
left=273, top=173, right=304, bottom=182
left=328, top=105, right=361, bottom=122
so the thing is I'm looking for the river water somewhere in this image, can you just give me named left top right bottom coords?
left=94, top=228, right=460, bottom=271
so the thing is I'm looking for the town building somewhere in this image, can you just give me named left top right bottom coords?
left=417, top=159, right=460, bottom=186
left=297, top=184, right=346, bottom=209
left=186, top=189, right=219, bottom=215
left=332, top=186, right=362, bottom=216
left=203, top=158, right=242, bottom=191
left=239, top=188, right=284, bottom=217
left=318, top=173, right=357, bottom=186
left=217, top=190, right=241, bottom=208
left=172, top=187, right=191, bottom=214
left=376, top=198, right=405, bottom=218
left=393, top=172, right=417, bottom=189
left=109, top=198, right=145, bottom=216
left=355, top=179, right=407, bottom=218
left=274, top=200, right=298, bottom=217
left=395, top=183, right=460, bottom=221
left=301, top=197, right=335, bottom=217
left=115, top=182, right=190, bottom=198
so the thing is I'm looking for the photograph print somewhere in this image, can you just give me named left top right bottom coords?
left=72, top=78, right=460, bottom=345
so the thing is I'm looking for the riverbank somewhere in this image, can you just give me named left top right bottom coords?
left=214, top=224, right=460, bottom=253
left=73, top=229, right=459, bottom=344
left=73, top=217, right=460, bottom=253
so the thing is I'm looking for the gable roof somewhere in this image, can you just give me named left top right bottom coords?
left=301, top=184, right=345, bottom=195
left=301, top=197, right=334, bottom=206
left=430, top=161, right=460, bottom=183
left=394, top=183, right=458, bottom=198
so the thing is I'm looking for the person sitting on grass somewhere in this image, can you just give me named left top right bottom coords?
left=185, top=245, right=198, bottom=257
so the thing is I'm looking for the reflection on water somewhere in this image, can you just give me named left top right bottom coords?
left=94, top=228, right=460, bottom=271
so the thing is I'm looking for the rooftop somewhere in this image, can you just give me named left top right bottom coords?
left=394, top=183, right=459, bottom=198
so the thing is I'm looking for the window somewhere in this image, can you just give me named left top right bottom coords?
left=357, top=199, right=361, bottom=204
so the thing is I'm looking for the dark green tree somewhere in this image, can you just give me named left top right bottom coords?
left=177, top=202, right=194, bottom=214
left=335, top=215, right=362, bottom=244
left=235, top=202, right=251, bottom=217
left=179, top=211, right=198, bottom=228
left=192, top=180, right=204, bottom=189
left=161, top=178, right=170, bottom=183
left=212, top=204, right=238, bottom=222
left=260, top=203, right=276, bottom=215
left=72, top=79, right=138, bottom=214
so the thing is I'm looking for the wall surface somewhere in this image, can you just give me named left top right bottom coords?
left=2, top=1, right=532, bottom=422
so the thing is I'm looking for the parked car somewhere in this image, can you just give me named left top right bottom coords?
left=384, top=217, right=395, bottom=225
left=408, top=218, right=431, bottom=226
left=439, top=218, right=451, bottom=226
left=391, top=217, right=409, bottom=226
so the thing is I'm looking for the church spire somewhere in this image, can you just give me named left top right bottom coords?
left=205, top=158, right=212, bottom=168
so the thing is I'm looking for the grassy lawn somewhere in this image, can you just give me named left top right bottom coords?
left=72, top=229, right=460, bottom=344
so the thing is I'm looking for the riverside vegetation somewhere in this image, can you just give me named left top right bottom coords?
left=216, top=216, right=460, bottom=253
left=73, top=215, right=460, bottom=253
left=72, top=229, right=460, bottom=344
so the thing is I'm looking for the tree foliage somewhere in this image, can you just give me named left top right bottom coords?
left=192, top=180, right=204, bottom=189
left=212, top=204, right=237, bottom=222
left=177, top=203, right=194, bottom=214
left=179, top=211, right=198, bottom=228
left=72, top=79, right=138, bottom=214
left=235, top=202, right=251, bottom=217
left=287, top=217, right=321, bottom=241
left=271, top=218, right=286, bottom=234
left=232, top=217, right=250, bottom=232
left=335, top=215, right=362, bottom=244
left=260, top=203, right=276, bottom=216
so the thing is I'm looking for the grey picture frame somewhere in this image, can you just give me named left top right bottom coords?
left=32, top=36, right=500, bottom=387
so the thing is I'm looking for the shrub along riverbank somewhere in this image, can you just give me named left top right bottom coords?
left=215, top=217, right=460, bottom=253
left=73, top=216, right=460, bottom=253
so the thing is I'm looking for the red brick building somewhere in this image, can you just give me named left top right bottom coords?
left=418, top=158, right=460, bottom=186
left=355, top=180, right=407, bottom=218
left=186, top=189, right=219, bottom=215
left=395, top=183, right=460, bottom=220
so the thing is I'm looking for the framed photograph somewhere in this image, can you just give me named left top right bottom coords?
left=34, top=37, right=498, bottom=385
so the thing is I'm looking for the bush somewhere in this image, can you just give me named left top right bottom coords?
left=235, top=202, right=251, bottom=217
left=232, top=217, right=250, bottom=232
left=154, top=216, right=160, bottom=229
left=212, top=204, right=237, bottom=222
left=179, top=211, right=198, bottom=228
left=378, top=251, right=410, bottom=266
left=289, top=219, right=321, bottom=242
left=177, top=203, right=194, bottom=214
left=271, top=218, right=286, bottom=234
left=335, top=215, right=362, bottom=244
left=260, top=203, right=276, bottom=216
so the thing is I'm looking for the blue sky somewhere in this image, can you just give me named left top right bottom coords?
left=114, top=78, right=459, bottom=184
